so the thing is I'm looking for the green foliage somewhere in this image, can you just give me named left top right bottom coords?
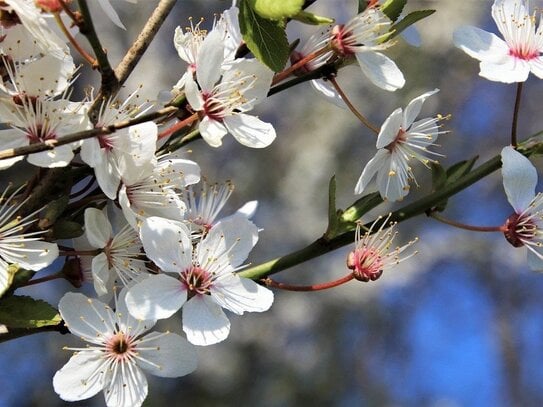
left=389, top=10, right=435, bottom=39
left=6, top=268, right=35, bottom=294
left=340, top=192, right=384, bottom=226
left=52, top=219, right=83, bottom=239
left=431, top=157, right=479, bottom=212
left=239, top=0, right=290, bottom=72
left=39, top=195, right=69, bottom=229
left=0, top=295, right=61, bottom=329
left=248, top=0, right=304, bottom=20
left=0, top=264, right=19, bottom=298
left=381, top=0, right=407, bottom=22
left=291, top=10, right=334, bottom=25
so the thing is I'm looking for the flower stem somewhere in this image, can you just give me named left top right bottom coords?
left=54, top=12, right=96, bottom=66
left=21, top=272, right=63, bottom=287
left=328, top=76, right=380, bottom=134
left=272, top=47, right=330, bottom=86
left=428, top=211, right=506, bottom=232
left=511, top=82, right=523, bottom=147
left=263, top=273, right=355, bottom=292
left=158, top=113, right=199, bottom=140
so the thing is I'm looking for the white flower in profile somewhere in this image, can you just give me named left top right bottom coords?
left=80, top=207, right=150, bottom=296
left=53, top=289, right=197, bottom=407
left=125, top=215, right=273, bottom=346
left=118, top=155, right=200, bottom=229
left=347, top=214, right=417, bottom=282
left=454, top=0, right=543, bottom=83
left=501, top=146, right=543, bottom=270
left=185, top=29, right=275, bottom=148
left=0, top=185, right=58, bottom=296
left=330, top=7, right=405, bottom=91
left=355, top=89, right=445, bottom=202
left=80, top=90, right=157, bottom=199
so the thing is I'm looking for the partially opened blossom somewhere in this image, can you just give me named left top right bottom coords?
left=355, top=89, right=445, bottom=201
left=79, top=207, right=150, bottom=296
left=0, top=185, right=58, bottom=296
left=501, top=146, right=543, bottom=270
left=125, top=215, right=273, bottom=346
left=80, top=90, right=157, bottom=199
left=347, top=214, right=417, bottom=282
left=185, top=30, right=275, bottom=148
left=454, top=0, right=543, bottom=83
left=118, top=155, right=200, bottom=228
left=53, top=289, right=197, bottom=407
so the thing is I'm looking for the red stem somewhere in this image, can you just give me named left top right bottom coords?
left=263, top=273, right=355, bottom=292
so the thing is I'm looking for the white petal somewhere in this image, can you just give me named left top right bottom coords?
left=125, top=274, right=187, bottom=320
left=96, top=0, right=126, bottom=29
left=94, top=159, right=121, bottom=199
left=356, top=51, right=405, bottom=91
left=529, top=57, right=543, bottom=79
left=5, top=240, right=58, bottom=271
left=140, top=217, right=191, bottom=272
left=479, top=57, right=530, bottom=83
left=212, top=274, right=273, bottom=314
left=527, top=247, right=543, bottom=271
left=310, top=79, right=347, bottom=109
left=53, top=352, right=105, bottom=402
left=223, top=113, right=276, bottom=148
left=155, top=157, right=201, bottom=187
left=199, top=116, right=228, bottom=147
left=376, top=108, right=403, bottom=149
left=91, top=253, right=111, bottom=296
left=0, top=129, right=28, bottom=169
left=85, top=208, right=112, bottom=248
left=137, top=331, right=198, bottom=377
left=403, top=89, right=439, bottom=129
left=501, top=146, right=537, bottom=212
left=58, top=293, right=115, bottom=342
left=354, top=149, right=389, bottom=195
left=17, top=54, right=75, bottom=97
left=80, top=138, right=103, bottom=167
left=376, top=153, right=409, bottom=202
left=185, top=74, right=204, bottom=111
left=103, top=362, right=147, bottom=407
left=26, top=145, right=74, bottom=168
left=202, top=214, right=258, bottom=268
left=183, top=295, right=231, bottom=346
left=223, top=58, right=273, bottom=109
left=196, top=28, right=225, bottom=90
left=453, top=26, right=509, bottom=63
left=236, top=200, right=258, bottom=219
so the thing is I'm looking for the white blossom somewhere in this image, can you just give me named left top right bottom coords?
left=355, top=89, right=445, bottom=201
left=454, top=0, right=543, bottom=83
left=125, top=215, right=273, bottom=346
left=53, top=289, right=197, bottom=407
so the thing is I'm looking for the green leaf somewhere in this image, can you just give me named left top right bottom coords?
left=52, top=219, right=83, bottom=239
left=0, top=295, right=61, bottom=329
left=0, top=264, right=18, bottom=298
left=239, top=0, right=290, bottom=72
left=446, top=156, right=478, bottom=184
left=340, top=192, right=383, bottom=225
left=291, top=10, right=334, bottom=25
left=389, top=10, right=435, bottom=39
left=6, top=268, right=35, bottom=294
left=358, top=0, right=368, bottom=13
left=431, top=162, right=447, bottom=191
left=248, top=0, right=304, bottom=20
left=381, top=0, right=407, bottom=22
left=39, top=195, right=69, bottom=229
left=324, top=176, right=339, bottom=240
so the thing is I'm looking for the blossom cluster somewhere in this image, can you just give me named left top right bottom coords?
left=0, top=0, right=542, bottom=406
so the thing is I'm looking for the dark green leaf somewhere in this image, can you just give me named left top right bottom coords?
left=446, top=156, right=478, bottom=184
left=381, top=0, right=407, bottom=22
left=431, top=162, right=447, bottom=191
left=389, top=10, right=435, bottom=39
left=6, top=268, right=35, bottom=294
left=53, top=220, right=83, bottom=239
left=249, top=0, right=304, bottom=20
left=39, top=195, right=69, bottom=229
left=340, top=192, right=383, bottom=225
left=0, top=295, right=61, bottom=329
left=239, top=0, right=290, bottom=72
left=358, top=0, right=368, bottom=13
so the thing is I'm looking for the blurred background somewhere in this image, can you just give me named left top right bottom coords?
left=2, top=0, right=543, bottom=405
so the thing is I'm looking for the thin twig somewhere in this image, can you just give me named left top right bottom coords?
left=511, top=82, right=523, bottom=147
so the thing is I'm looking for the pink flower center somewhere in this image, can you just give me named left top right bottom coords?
left=202, top=91, right=226, bottom=122
left=105, top=332, right=136, bottom=362
left=98, top=135, right=114, bottom=151
left=504, top=212, right=537, bottom=247
left=347, top=247, right=384, bottom=282
left=331, top=24, right=356, bottom=57
left=180, top=266, right=213, bottom=298
left=509, top=47, right=539, bottom=60
left=26, top=123, right=56, bottom=143
left=385, top=128, right=407, bottom=152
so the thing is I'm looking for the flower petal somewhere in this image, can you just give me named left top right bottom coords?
left=125, top=274, right=187, bottom=320
left=376, top=108, right=403, bottom=149
left=91, top=253, right=111, bottom=296
left=354, top=149, right=389, bottom=195
left=85, top=208, right=113, bottom=248
left=453, top=26, right=509, bottom=63
left=223, top=113, right=276, bottom=148
left=355, top=51, right=405, bottom=91
left=137, top=331, right=198, bottom=377
left=103, top=362, right=147, bottom=407
left=53, top=351, right=105, bottom=402
left=403, top=89, right=439, bottom=130
left=479, top=57, right=530, bottom=83
left=212, top=273, right=273, bottom=314
left=183, top=295, right=231, bottom=346
left=199, top=116, right=228, bottom=147
left=501, top=146, right=537, bottom=212
left=310, top=79, right=347, bottom=109
left=58, top=292, right=115, bottom=343
left=196, top=28, right=225, bottom=90
left=139, top=217, right=192, bottom=273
